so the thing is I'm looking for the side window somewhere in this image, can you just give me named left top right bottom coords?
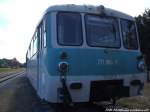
left=29, top=45, right=31, bottom=59
left=33, top=32, right=38, bottom=54
left=27, top=50, right=30, bottom=59
left=39, top=25, right=42, bottom=50
left=26, top=51, right=29, bottom=61
left=38, top=21, right=45, bottom=50
left=121, top=19, right=138, bottom=50
left=57, top=12, right=83, bottom=46
left=43, top=20, right=46, bottom=47
left=30, top=39, right=33, bottom=57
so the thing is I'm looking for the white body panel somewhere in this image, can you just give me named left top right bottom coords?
left=29, top=68, right=146, bottom=103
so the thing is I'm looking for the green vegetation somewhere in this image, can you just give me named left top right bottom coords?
left=115, top=10, right=150, bottom=109
left=0, top=58, right=25, bottom=73
left=136, top=9, right=150, bottom=70
left=118, top=83, right=150, bottom=109
left=118, top=9, right=150, bottom=107
left=0, top=58, right=26, bottom=68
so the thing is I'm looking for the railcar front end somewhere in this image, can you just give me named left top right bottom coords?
left=26, top=5, right=147, bottom=104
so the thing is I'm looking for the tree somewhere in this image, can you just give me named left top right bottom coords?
left=136, top=9, right=150, bottom=70
left=10, top=58, right=20, bottom=69
left=0, top=58, right=22, bottom=68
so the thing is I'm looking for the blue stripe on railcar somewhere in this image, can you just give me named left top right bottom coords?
left=45, top=48, right=141, bottom=76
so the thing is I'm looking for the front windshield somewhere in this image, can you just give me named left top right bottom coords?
left=85, top=15, right=120, bottom=48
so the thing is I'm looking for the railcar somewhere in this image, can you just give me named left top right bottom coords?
left=26, top=5, right=147, bottom=104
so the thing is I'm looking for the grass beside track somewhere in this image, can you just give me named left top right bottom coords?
left=0, top=68, right=25, bottom=74
left=118, top=82, right=150, bottom=109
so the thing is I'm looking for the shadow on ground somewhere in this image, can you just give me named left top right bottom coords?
left=0, top=75, right=105, bottom=112
left=0, top=75, right=54, bottom=112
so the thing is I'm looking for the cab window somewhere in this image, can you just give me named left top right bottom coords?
left=57, top=12, right=83, bottom=46
left=121, top=19, right=138, bottom=50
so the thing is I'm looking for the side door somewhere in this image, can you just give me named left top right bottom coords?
left=37, top=22, right=43, bottom=95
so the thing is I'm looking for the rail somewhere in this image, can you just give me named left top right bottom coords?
left=0, top=71, right=25, bottom=83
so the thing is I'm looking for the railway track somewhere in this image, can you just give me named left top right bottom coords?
left=34, top=102, right=106, bottom=112
left=34, top=101, right=129, bottom=112
left=33, top=98, right=134, bottom=112
left=0, top=71, right=25, bottom=83
left=0, top=70, right=23, bottom=79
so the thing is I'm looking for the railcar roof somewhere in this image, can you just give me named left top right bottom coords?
left=45, top=4, right=134, bottom=20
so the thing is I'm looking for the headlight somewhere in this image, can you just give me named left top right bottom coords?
left=137, top=61, right=146, bottom=71
left=58, top=62, right=69, bottom=73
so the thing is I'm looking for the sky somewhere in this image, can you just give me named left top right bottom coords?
left=0, top=0, right=150, bottom=63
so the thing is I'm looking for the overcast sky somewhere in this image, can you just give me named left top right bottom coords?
left=0, top=0, right=150, bottom=63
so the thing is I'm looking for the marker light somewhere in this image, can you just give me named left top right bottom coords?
left=58, top=62, right=69, bottom=73
left=137, top=61, right=146, bottom=71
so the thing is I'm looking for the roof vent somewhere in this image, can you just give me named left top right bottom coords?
left=97, top=5, right=105, bottom=15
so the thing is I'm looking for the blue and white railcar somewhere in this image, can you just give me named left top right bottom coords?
left=26, top=5, right=147, bottom=104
